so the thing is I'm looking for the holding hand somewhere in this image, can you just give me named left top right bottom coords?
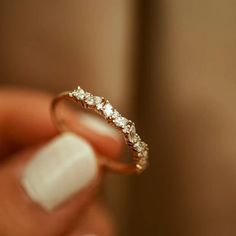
left=0, top=88, right=121, bottom=236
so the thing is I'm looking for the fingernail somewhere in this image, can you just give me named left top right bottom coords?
left=79, top=113, right=120, bottom=141
left=21, top=133, right=97, bottom=211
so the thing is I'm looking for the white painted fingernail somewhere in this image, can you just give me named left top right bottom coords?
left=79, top=113, right=120, bottom=141
left=22, top=133, right=97, bottom=211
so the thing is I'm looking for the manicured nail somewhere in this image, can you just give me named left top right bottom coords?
left=79, top=113, right=120, bottom=141
left=22, top=133, right=97, bottom=211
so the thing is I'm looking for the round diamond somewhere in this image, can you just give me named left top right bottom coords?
left=73, top=88, right=85, bottom=100
left=94, top=96, right=103, bottom=105
left=85, top=94, right=95, bottom=105
left=96, top=102, right=104, bottom=110
left=103, top=102, right=114, bottom=118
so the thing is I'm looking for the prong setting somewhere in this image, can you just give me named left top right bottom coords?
left=56, top=86, right=149, bottom=173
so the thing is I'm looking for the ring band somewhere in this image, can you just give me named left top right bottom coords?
left=51, top=86, right=149, bottom=174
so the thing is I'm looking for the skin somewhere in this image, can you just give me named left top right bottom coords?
left=0, top=87, right=121, bottom=236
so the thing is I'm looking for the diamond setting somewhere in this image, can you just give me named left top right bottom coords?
left=114, top=116, right=128, bottom=128
left=134, top=142, right=143, bottom=153
left=71, top=87, right=86, bottom=100
left=85, top=94, right=95, bottom=105
left=128, top=125, right=139, bottom=143
left=138, top=150, right=148, bottom=158
left=139, top=157, right=147, bottom=166
left=96, top=102, right=104, bottom=110
left=66, top=85, right=149, bottom=173
left=123, top=124, right=131, bottom=134
left=103, top=102, right=114, bottom=118
left=94, top=96, right=103, bottom=105
left=112, top=110, right=120, bottom=119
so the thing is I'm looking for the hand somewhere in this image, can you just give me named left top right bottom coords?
left=0, top=87, right=121, bottom=236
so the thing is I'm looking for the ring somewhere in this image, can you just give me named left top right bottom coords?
left=51, top=86, right=149, bottom=174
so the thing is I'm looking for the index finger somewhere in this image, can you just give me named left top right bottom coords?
left=0, top=87, right=122, bottom=158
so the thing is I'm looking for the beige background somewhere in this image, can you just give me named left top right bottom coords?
left=1, top=1, right=236, bottom=235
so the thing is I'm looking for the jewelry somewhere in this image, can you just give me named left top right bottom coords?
left=51, top=86, right=149, bottom=174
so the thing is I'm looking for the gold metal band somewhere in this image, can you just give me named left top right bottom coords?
left=51, top=86, right=149, bottom=174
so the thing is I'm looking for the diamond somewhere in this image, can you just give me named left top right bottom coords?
left=114, top=116, right=128, bottom=128
left=137, top=157, right=148, bottom=171
left=94, top=96, right=103, bottom=105
left=84, top=92, right=91, bottom=98
left=112, top=110, right=120, bottom=119
left=143, top=150, right=148, bottom=158
left=136, top=164, right=142, bottom=171
left=123, top=125, right=131, bottom=134
left=103, top=102, right=114, bottom=118
left=139, top=157, right=147, bottom=166
left=142, top=142, right=148, bottom=150
left=85, top=94, right=95, bottom=105
left=133, top=141, right=146, bottom=153
left=136, top=163, right=146, bottom=172
left=72, top=88, right=85, bottom=100
left=133, top=142, right=142, bottom=152
left=128, top=125, right=139, bottom=143
left=96, top=102, right=104, bottom=110
left=138, top=150, right=148, bottom=158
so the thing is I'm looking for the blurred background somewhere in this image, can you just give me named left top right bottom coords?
left=1, top=1, right=236, bottom=235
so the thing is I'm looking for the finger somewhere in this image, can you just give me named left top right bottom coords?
left=72, top=113, right=123, bottom=159
left=0, top=133, right=101, bottom=236
left=68, top=202, right=114, bottom=236
left=0, top=87, right=122, bottom=158
left=0, top=88, right=56, bottom=157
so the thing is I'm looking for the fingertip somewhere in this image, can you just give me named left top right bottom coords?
left=76, top=113, right=123, bottom=158
left=21, top=133, right=98, bottom=211
left=0, top=88, right=57, bottom=151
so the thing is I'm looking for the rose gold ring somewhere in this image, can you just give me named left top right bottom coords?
left=51, top=86, right=149, bottom=174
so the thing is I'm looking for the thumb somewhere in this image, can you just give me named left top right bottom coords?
left=0, top=133, right=99, bottom=236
